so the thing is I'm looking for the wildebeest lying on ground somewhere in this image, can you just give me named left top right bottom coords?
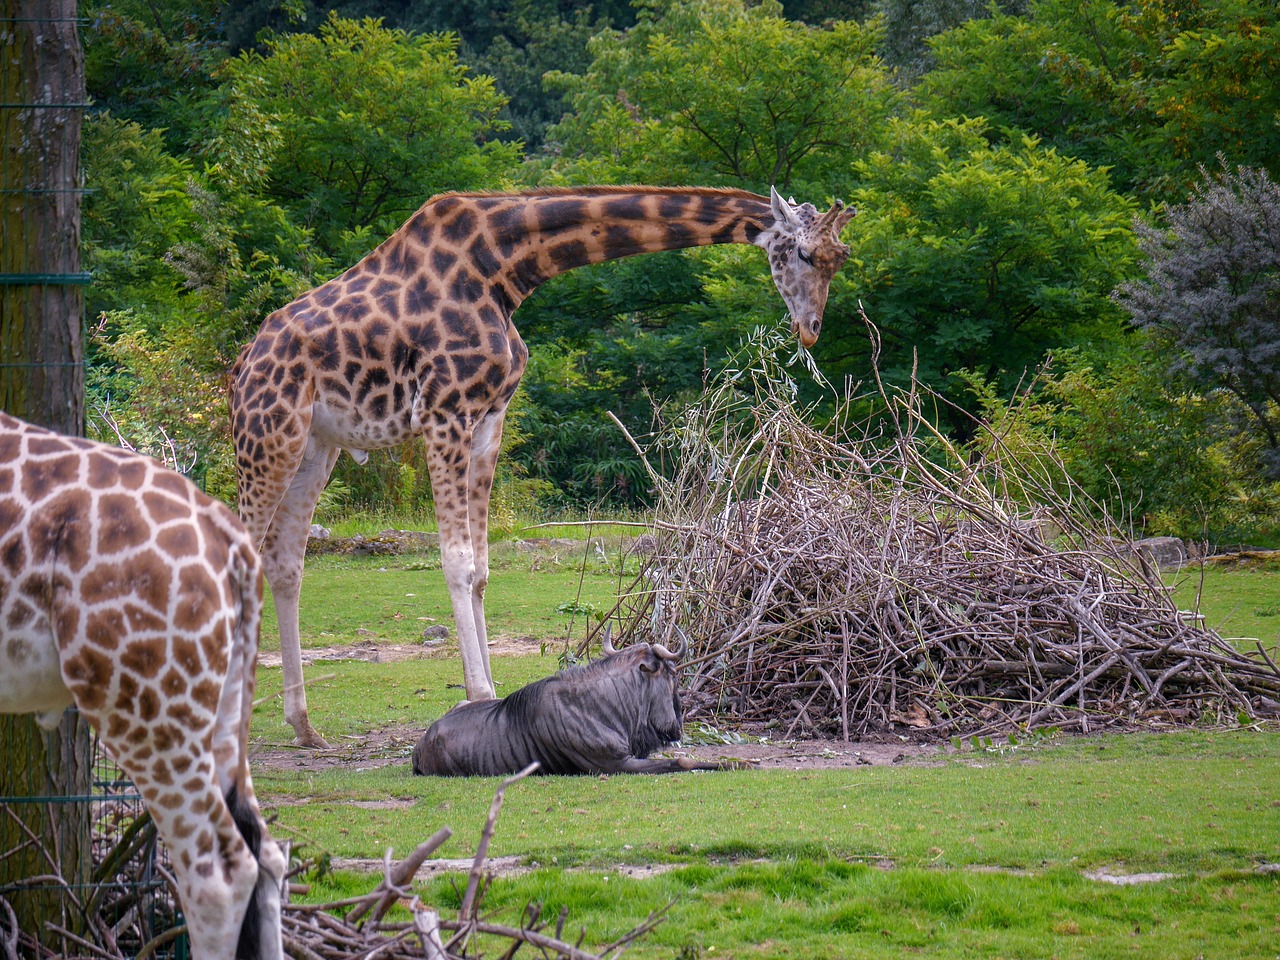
left=412, top=631, right=729, bottom=776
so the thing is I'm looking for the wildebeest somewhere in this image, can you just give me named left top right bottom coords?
left=412, top=631, right=726, bottom=776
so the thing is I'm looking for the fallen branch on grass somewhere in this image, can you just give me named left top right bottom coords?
left=3, top=765, right=667, bottom=959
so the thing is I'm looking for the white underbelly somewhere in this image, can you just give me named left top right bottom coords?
left=0, top=627, right=75, bottom=719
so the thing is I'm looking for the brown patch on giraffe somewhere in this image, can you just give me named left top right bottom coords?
left=198, top=513, right=230, bottom=569
left=83, top=549, right=172, bottom=611
left=97, top=492, right=153, bottom=553
left=198, top=626, right=230, bottom=675
left=151, top=757, right=174, bottom=786
left=161, top=667, right=188, bottom=699
left=52, top=603, right=80, bottom=642
left=62, top=645, right=115, bottom=709
left=85, top=608, right=126, bottom=650
left=143, top=489, right=193, bottom=526
left=5, top=601, right=35, bottom=631
left=122, top=637, right=167, bottom=681
left=19, top=454, right=80, bottom=504
left=137, top=684, right=162, bottom=722
left=191, top=678, right=222, bottom=713
left=4, top=635, right=33, bottom=666
left=125, top=601, right=167, bottom=635
left=171, top=635, right=204, bottom=675
left=0, top=465, right=13, bottom=494
left=0, top=500, right=21, bottom=538
left=27, top=489, right=92, bottom=569
left=171, top=702, right=203, bottom=731
left=0, top=432, right=19, bottom=463
left=157, top=523, right=199, bottom=559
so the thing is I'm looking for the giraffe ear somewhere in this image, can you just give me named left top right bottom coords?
left=770, top=185, right=801, bottom=231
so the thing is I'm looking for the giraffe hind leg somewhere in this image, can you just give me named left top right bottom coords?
left=257, top=444, right=341, bottom=747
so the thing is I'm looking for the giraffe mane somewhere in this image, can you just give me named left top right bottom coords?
left=427, top=185, right=771, bottom=204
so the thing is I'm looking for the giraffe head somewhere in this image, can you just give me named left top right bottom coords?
left=762, top=186, right=856, bottom=349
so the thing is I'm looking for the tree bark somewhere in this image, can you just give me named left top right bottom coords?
left=0, top=0, right=91, bottom=950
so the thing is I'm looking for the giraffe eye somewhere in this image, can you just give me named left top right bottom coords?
left=797, top=248, right=814, bottom=266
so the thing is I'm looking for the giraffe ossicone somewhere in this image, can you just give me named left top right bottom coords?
left=232, top=185, right=855, bottom=747
left=0, top=411, right=285, bottom=960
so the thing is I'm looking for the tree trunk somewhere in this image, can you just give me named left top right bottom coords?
left=0, top=1, right=91, bottom=951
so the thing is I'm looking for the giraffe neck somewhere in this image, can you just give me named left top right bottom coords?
left=413, top=187, right=776, bottom=305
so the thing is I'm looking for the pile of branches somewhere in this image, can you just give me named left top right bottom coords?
left=3, top=766, right=664, bottom=960
left=608, top=327, right=1280, bottom=739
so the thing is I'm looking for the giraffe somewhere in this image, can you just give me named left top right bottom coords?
left=0, top=412, right=285, bottom=960
left=231, top=185, right=855, bottom=747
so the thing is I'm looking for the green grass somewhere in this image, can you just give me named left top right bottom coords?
left=1167, top=556, right=1280, bottom=652
left=250, top=552, right=1280, bottom=959
left=259, top=727, right=1280, bottom=874
left=259, top=541, right=637, bottom=654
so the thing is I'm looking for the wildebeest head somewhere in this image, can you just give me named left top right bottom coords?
left=600, top=628, right=686, bottom=748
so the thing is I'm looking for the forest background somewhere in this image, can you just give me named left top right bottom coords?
left=83, top=0, right=1280, bottom=544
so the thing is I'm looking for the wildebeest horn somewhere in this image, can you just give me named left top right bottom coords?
left=651, top=624, right=688, bottom=661
left=601, top=625, right=617, bottom=656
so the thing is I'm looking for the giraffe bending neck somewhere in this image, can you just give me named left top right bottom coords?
left=416, top=186, right=773, bottom=302
left=233, top=185, right=855, bottom=746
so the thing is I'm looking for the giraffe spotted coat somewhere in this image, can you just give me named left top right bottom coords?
left=232, top=186, right=855, bottom=746
left=0, top=411, right=284, bottom=960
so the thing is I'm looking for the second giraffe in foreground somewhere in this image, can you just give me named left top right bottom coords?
left=232, top=185, right=855, bottom=747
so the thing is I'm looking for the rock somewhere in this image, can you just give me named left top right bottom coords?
left=1132, top=536, right=1187, bottom=569
left=423, top=625, right=450, bottom=641
left=309, top=523, right=331, bottom=539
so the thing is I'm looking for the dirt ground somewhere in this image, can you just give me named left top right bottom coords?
left=252, top=636, right=940, bottom=774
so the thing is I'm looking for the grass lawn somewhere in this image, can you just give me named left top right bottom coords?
left=251, top=548, right=1280, bottom=959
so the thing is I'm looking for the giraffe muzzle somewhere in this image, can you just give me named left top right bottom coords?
left=791, top=316, right=822, bottom=349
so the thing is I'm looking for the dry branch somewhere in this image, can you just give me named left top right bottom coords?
left=607, top=325, right=1280, bottom=739
left=3, top=770, right=664, bottom=960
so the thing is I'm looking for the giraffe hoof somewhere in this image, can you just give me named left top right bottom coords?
left=293, top=728, right=331, bottom=750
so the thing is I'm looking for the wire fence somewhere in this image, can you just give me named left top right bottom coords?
left=0, top=711, right=189, bottom=959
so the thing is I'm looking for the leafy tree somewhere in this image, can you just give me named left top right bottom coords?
left=471, top=3, right=607, bottom=148
left=697, top=116, right=1137, bottom=432
left=1116, top=164, right=1280, bottom=479
left=81, top=114, right=198, bottom=332
left=82, top=0, right=229, bottom=149
left=875, top=0, right=1028, bottom=81
left=542, top=0, right=898, bottom=193
left=215, top=15, right=521, bottom=256
left=916, top=0, right=1280, bottom=198
left=963, top=348, right=1280, bottom=543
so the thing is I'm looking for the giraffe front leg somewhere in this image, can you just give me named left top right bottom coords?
left=465, top=407, right=510, bottom=690
left=424, top=428, right=495, bottom=701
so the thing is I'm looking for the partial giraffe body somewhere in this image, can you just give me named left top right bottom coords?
left=232, top=185, right=855, bottom=747
left=0, top=411, right=284, bottom=960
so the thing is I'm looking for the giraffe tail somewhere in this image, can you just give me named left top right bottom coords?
left=226, top=539, right=284, bottom=960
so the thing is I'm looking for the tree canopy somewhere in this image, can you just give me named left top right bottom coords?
left=74, top=0, right=1280, bottom=537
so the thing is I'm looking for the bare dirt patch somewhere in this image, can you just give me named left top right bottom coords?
left=257, top=634, right=547, bottom=669
left=251, top=719, right=937, bottom=775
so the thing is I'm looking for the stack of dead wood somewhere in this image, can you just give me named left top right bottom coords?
left=606, top=329, right=1280, bottom=739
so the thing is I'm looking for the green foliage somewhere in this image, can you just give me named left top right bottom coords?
left=216, top=15, right=522, bottom=255
left=1116, top=163, right=1280, bottom=480
left=81, top=114, right=197, bottom=331
left=543, top=0, right=898, bottom=192
left=962, top=348, right=1280, bottom=543
left=917, top=0, right=1280, bottom=197
left=82, top=0, right=229, bottom=148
